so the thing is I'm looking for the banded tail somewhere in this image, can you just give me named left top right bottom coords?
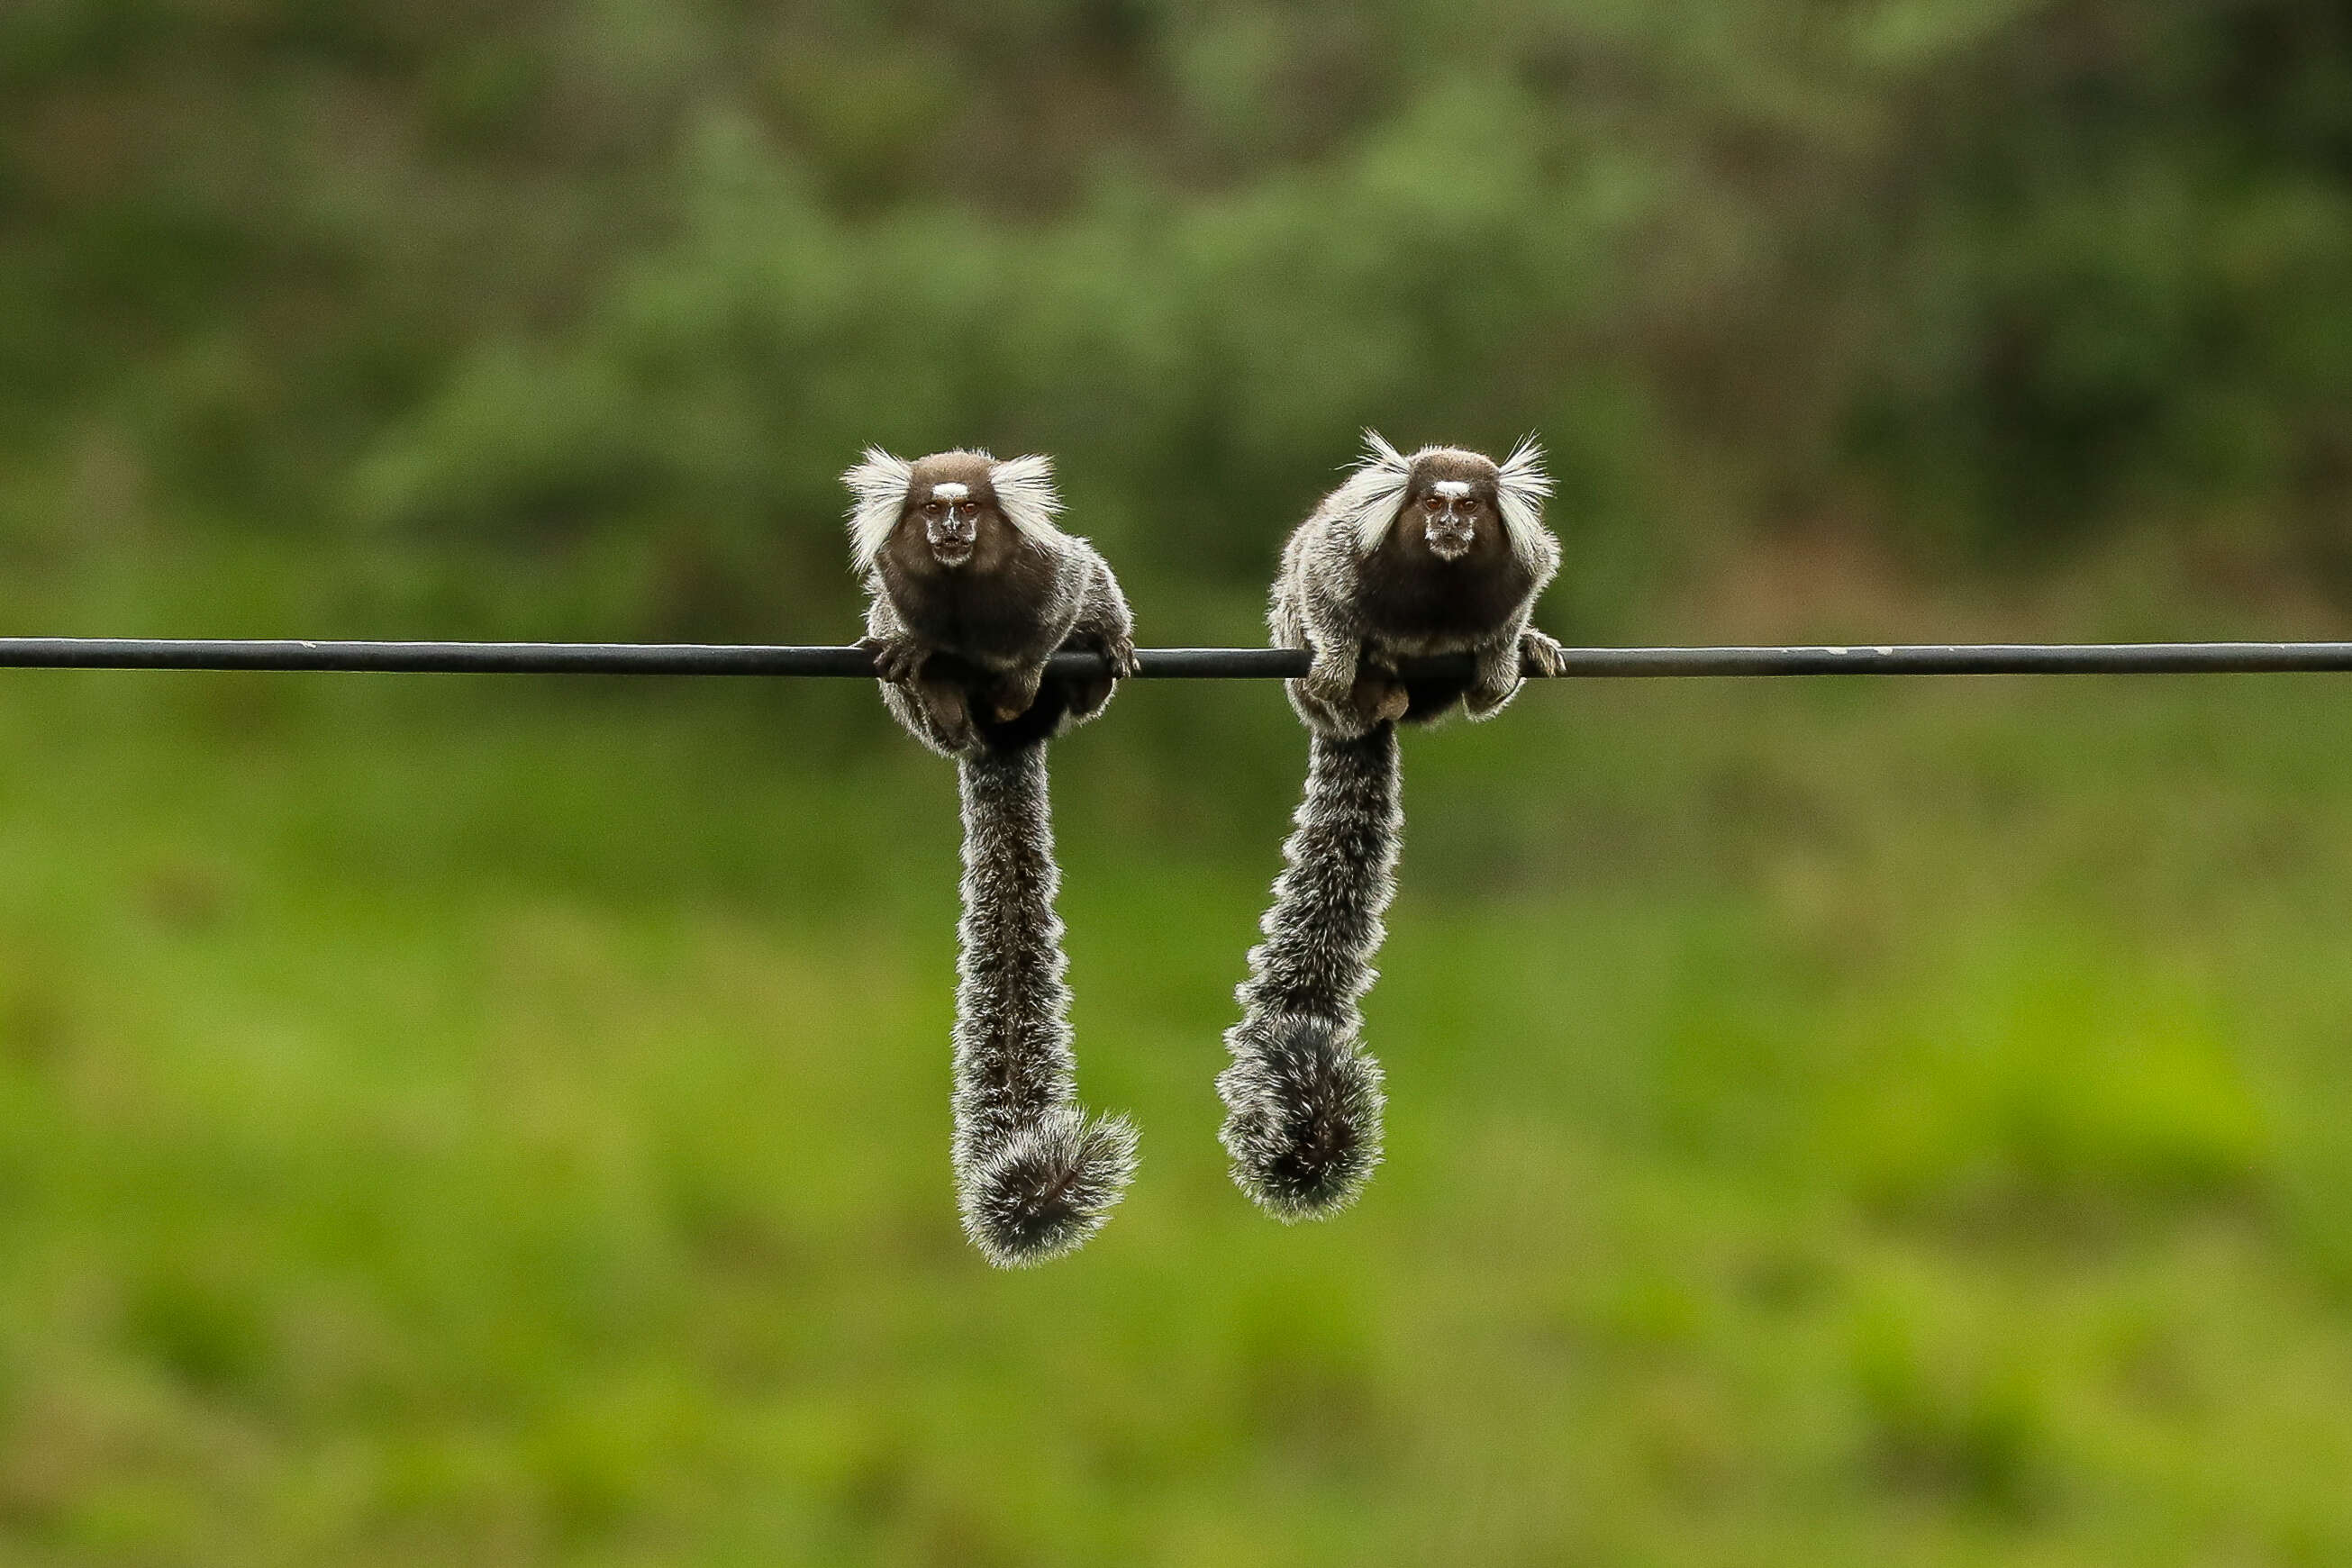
left=952, top=742, right=1138, bottom=1264
left=1217, top=722, right=1401, bottom=1219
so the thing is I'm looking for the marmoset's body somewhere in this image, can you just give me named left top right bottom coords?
left=847, top=449, right=1138, bottom=1266
left=1276, top=434, right=1563, bottom=736
left=1221, top=434, right=1562, bottom=1219
left=854, top=449, right=1135, bottom=756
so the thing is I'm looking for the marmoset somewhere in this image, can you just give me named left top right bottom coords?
left=847, top=448, right=1140, bottom=1266
left=1218, top=432, right=1562, bottom=1219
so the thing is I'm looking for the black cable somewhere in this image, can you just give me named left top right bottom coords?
left=0, top=638, right=2347, bottom=678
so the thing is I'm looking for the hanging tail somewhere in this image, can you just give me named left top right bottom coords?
left=1217, top=722, right=1402, bottom=1219
left=952, top=742, right=1138, bottom=1265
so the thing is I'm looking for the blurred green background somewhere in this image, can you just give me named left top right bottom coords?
left=5, top=2, right=2352, bottom=1563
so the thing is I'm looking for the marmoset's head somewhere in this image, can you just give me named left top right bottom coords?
left=844, top=449, right=1065, bottom=573
left=1401, top=450, right=1502, bottom=562
left=1329, top=431, right=1552, bottom=568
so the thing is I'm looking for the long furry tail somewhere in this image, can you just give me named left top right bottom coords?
left=1217, top=722, right=1401, bottom=1219
left=952, top=742, right=1138, bottom=1265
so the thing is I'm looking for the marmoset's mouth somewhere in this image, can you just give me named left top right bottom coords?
left=1426, top=524, right=1474, bottom=560
left=928, top=516, right=977, bottom=566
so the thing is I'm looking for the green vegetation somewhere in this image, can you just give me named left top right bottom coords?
left=0, top=602, right=2348, bottom=1563
left=5, top=1, right=2352, bottom=1562
left=7, top=1, right=2352, bottom=622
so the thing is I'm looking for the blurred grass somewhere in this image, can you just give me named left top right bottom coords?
left=0, top=562, right=2346, bottom=1563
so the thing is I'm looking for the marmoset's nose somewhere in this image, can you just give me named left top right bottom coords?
left=1425, top=503, right=1476, bottom=557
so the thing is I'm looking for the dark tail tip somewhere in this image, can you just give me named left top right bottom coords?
left=1217, top=1014, right=1386, bottom=1220
left=959, top=1109, right=1140, bottom=1267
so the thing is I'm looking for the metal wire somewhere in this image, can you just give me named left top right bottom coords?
left=0, top=637, right=2347, bottom=677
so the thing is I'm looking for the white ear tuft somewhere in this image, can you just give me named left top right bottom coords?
left=1496, top=434, right=1551, bottom=500
left=1362, top=430, right=1410, bottom=473
left=1494, top=434, right=1552, bottom=565
left=987, top=454, right=1067, bottom=545
left=843, top=447, right=916, bottom=573
left=1335, top=430, right=1416, bottom=554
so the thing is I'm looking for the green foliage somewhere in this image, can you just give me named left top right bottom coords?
left=7, top=1, right=2352, bottom=615
left=348, top=101, right=1655, bottom=590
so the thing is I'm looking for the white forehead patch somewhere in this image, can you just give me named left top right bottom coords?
left=1432, top=481, right=1471, bottom=500
left=931, top=482, right=969, bottom=502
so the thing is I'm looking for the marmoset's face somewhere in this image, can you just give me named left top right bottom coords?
left=903, top=455, right=1003, bottom=569
left=915, top=483, right=994, bottom=567
left=1412, top=476, right=1494, bottom=561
